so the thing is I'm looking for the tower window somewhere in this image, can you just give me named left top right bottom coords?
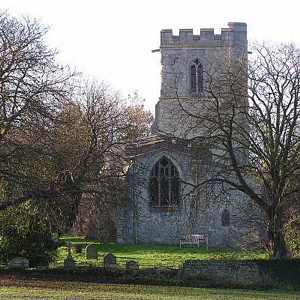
left=221, top=209, right=230, bottom=227
left=190, top=59, right=203, bottom=94
left=149, top=157, right=180, bottom=208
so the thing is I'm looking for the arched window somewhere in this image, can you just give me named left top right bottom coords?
left=149, top=157, right=180, bottom=208
left=190, top=59, right=203, bottom=94
left=221, top=209, right=230, bottom=227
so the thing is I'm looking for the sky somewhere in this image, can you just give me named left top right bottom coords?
left=2, top=0, right=300, bottom=111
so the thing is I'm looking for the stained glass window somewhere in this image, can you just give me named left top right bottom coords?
left=150, top=157, right=180, bottom=208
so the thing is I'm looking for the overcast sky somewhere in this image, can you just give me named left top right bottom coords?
left=2, top=0, right=300, bottom=111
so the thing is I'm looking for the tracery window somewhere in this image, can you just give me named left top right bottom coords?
left=190, top=58, right=203, bottom=94
left=221, top=209, right=230, bottom=227
left=149, top=157, right=180, bottom=208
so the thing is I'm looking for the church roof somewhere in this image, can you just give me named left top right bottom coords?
left=126, top=133, right=194, bottom=158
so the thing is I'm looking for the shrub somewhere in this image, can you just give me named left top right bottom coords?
left=0, top=201, right=58, bottom=267
left=285, top=217, right=300, bottom=257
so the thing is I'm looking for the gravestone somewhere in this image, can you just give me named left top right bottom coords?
left=103, top=253, right=117, bottom=269
left=74, top=244, right=83, bottom=254
left=126, top=260, right=139, bottom=271
left=64, top=256, right=76, bottom=270
left=8, top=257, right=29, bottom=269
left=86, top=244, right=98, bottom=259
left=64, top=241, right=76, bottom=270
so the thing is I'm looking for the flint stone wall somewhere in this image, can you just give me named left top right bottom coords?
left=117, top=22, right=264, bottom=248
left=117, top=143, right=262, bottom=247
left=155, top=22, right=247, bottom=139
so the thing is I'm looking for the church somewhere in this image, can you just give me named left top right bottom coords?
left=117, top=22, right=262, bottom=248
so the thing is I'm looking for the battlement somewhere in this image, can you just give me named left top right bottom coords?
left=161, top=22, right=247, bottom=47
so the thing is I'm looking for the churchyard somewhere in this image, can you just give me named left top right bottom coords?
left=0, top=7, right=300, bottom=300
left=0, top=236, right=299, bottom=300
left=2, top=234, right=300, bottom=300
left=55, top=235, right=268, bottom=269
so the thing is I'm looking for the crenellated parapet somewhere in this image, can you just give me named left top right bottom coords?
left=161, top=22, right=247, bottom=48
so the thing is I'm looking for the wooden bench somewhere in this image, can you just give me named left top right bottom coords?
left=179, top=234, right=208, bottom=250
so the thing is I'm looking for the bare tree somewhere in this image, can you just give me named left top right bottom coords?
left=0, top=12, right=153, bottom=238
left=71, top=86, right=153, bottom=238
left=176, top=43, right=300, bottom=258
left=0, top=12, right=75, bottom=210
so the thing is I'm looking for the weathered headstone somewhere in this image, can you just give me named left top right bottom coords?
left=64, top=256, right=76, bottom=270
left=51, top=233, right=59, bottom=245
left=64, top=241, right=76, bottom=270
left=86, top=244, right=98, bottom=259
left=103, top=253, right=117, bottom=269
left=8, top=257, right=29, bottom=269
left=74, top=244, right=83, bottom=254
left=126, top=260, right=139, bottom=271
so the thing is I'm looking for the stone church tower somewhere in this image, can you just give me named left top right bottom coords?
left=117, top=22, right=262, bottom=247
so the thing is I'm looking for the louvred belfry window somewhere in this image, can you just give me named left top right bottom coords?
left=149, top=157, right=180, bottom=208
left=190, top=59, right=203, bottom=94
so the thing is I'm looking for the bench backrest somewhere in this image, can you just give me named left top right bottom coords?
left=186, top=234, right=206, bottom=242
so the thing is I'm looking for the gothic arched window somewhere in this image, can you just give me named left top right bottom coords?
left=190, top=59, right=203, bottom=94
left=221, top=209, right=230, bottom=227
left=149, top=157, right=180, bottom=208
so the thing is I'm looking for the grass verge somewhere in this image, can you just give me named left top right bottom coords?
left=0, top=280, right=300, bottom=300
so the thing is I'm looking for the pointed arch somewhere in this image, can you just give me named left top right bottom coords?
left=149, top=156, right=180, bottom=208
left=190, top=58, right=203, bottom=95
left=190, top=64, right=197, bottom=93
left=197, top=63, right=203, bottom=92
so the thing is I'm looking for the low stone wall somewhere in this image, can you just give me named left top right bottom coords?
left=182, top=260, right=272, bottom=287
left=1, top=259, right=300, bottom=289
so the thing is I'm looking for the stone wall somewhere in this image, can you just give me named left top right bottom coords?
left=160, top=23, right=247, bottom=48
left=117, top=22, right=263, bottom=248
left=118, top=146, right=196, bottom=245
left=154, top=22, right=248, bottom=138
left=117, top=139, right=263, bottom=248
left=182, top=260, right=271, bottom=286
left=182, top=259, right=300, bottom=288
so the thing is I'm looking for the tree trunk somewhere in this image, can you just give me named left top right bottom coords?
left=268, top=209, right=288, bottom=258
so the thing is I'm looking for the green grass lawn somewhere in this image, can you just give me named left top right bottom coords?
left=1, top=281, right=300, bottom=300
left=0, top=236, right=296, bottom=299
left=55, top=235, right=268, bottom=269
